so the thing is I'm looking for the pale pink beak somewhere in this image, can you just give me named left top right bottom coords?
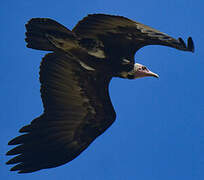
left=143, top=69, right=159, bottom=78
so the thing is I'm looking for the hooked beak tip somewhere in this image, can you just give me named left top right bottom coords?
left=147, top=71, right=159, bottom=78
left=153, top=73, right=159, bottom=78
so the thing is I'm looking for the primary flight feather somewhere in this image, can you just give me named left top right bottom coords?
left=6, top=14, right=194, bottom=173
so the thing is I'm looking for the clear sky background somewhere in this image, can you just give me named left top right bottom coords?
left=1, top=0, right=203, bottom=180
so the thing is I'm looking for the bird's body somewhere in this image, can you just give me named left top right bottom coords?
left=6, top=14, right=194, bottom=173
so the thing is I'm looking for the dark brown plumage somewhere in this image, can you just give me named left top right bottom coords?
left=6, top=14, right=194, bottom=173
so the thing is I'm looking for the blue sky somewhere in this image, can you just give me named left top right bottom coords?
left=1, top=0, right=203, bottom=179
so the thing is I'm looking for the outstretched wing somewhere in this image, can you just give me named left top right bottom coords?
left=73, top=14, right=194, bottom=53
left=6, top=52, right=116, bottom=173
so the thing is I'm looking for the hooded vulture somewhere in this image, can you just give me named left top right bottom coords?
left=6, top=14, right=194, bottom=173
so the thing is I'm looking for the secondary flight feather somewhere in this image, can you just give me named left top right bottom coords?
left=6, top=14, right=194, bottom=173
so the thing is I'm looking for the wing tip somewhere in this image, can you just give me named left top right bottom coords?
left=8, top=139, right=16, bottom=146
left=187, top=37, right=194, bottom=53
left=178, top=37, right=194, bottom=53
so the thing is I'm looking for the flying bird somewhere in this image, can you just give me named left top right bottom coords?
left=6, top=14, right=194, bottom=173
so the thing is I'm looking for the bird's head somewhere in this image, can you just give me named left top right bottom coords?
left=119, top=63, right=159, bottom=79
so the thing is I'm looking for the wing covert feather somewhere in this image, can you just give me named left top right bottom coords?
left=73, top=14, right=194, bottom=53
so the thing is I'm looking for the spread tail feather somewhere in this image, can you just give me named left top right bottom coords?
left=25, top=18, right=78, bottom=51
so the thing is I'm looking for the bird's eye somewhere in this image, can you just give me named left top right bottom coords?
left=142, top=66, right=147, bottom=70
